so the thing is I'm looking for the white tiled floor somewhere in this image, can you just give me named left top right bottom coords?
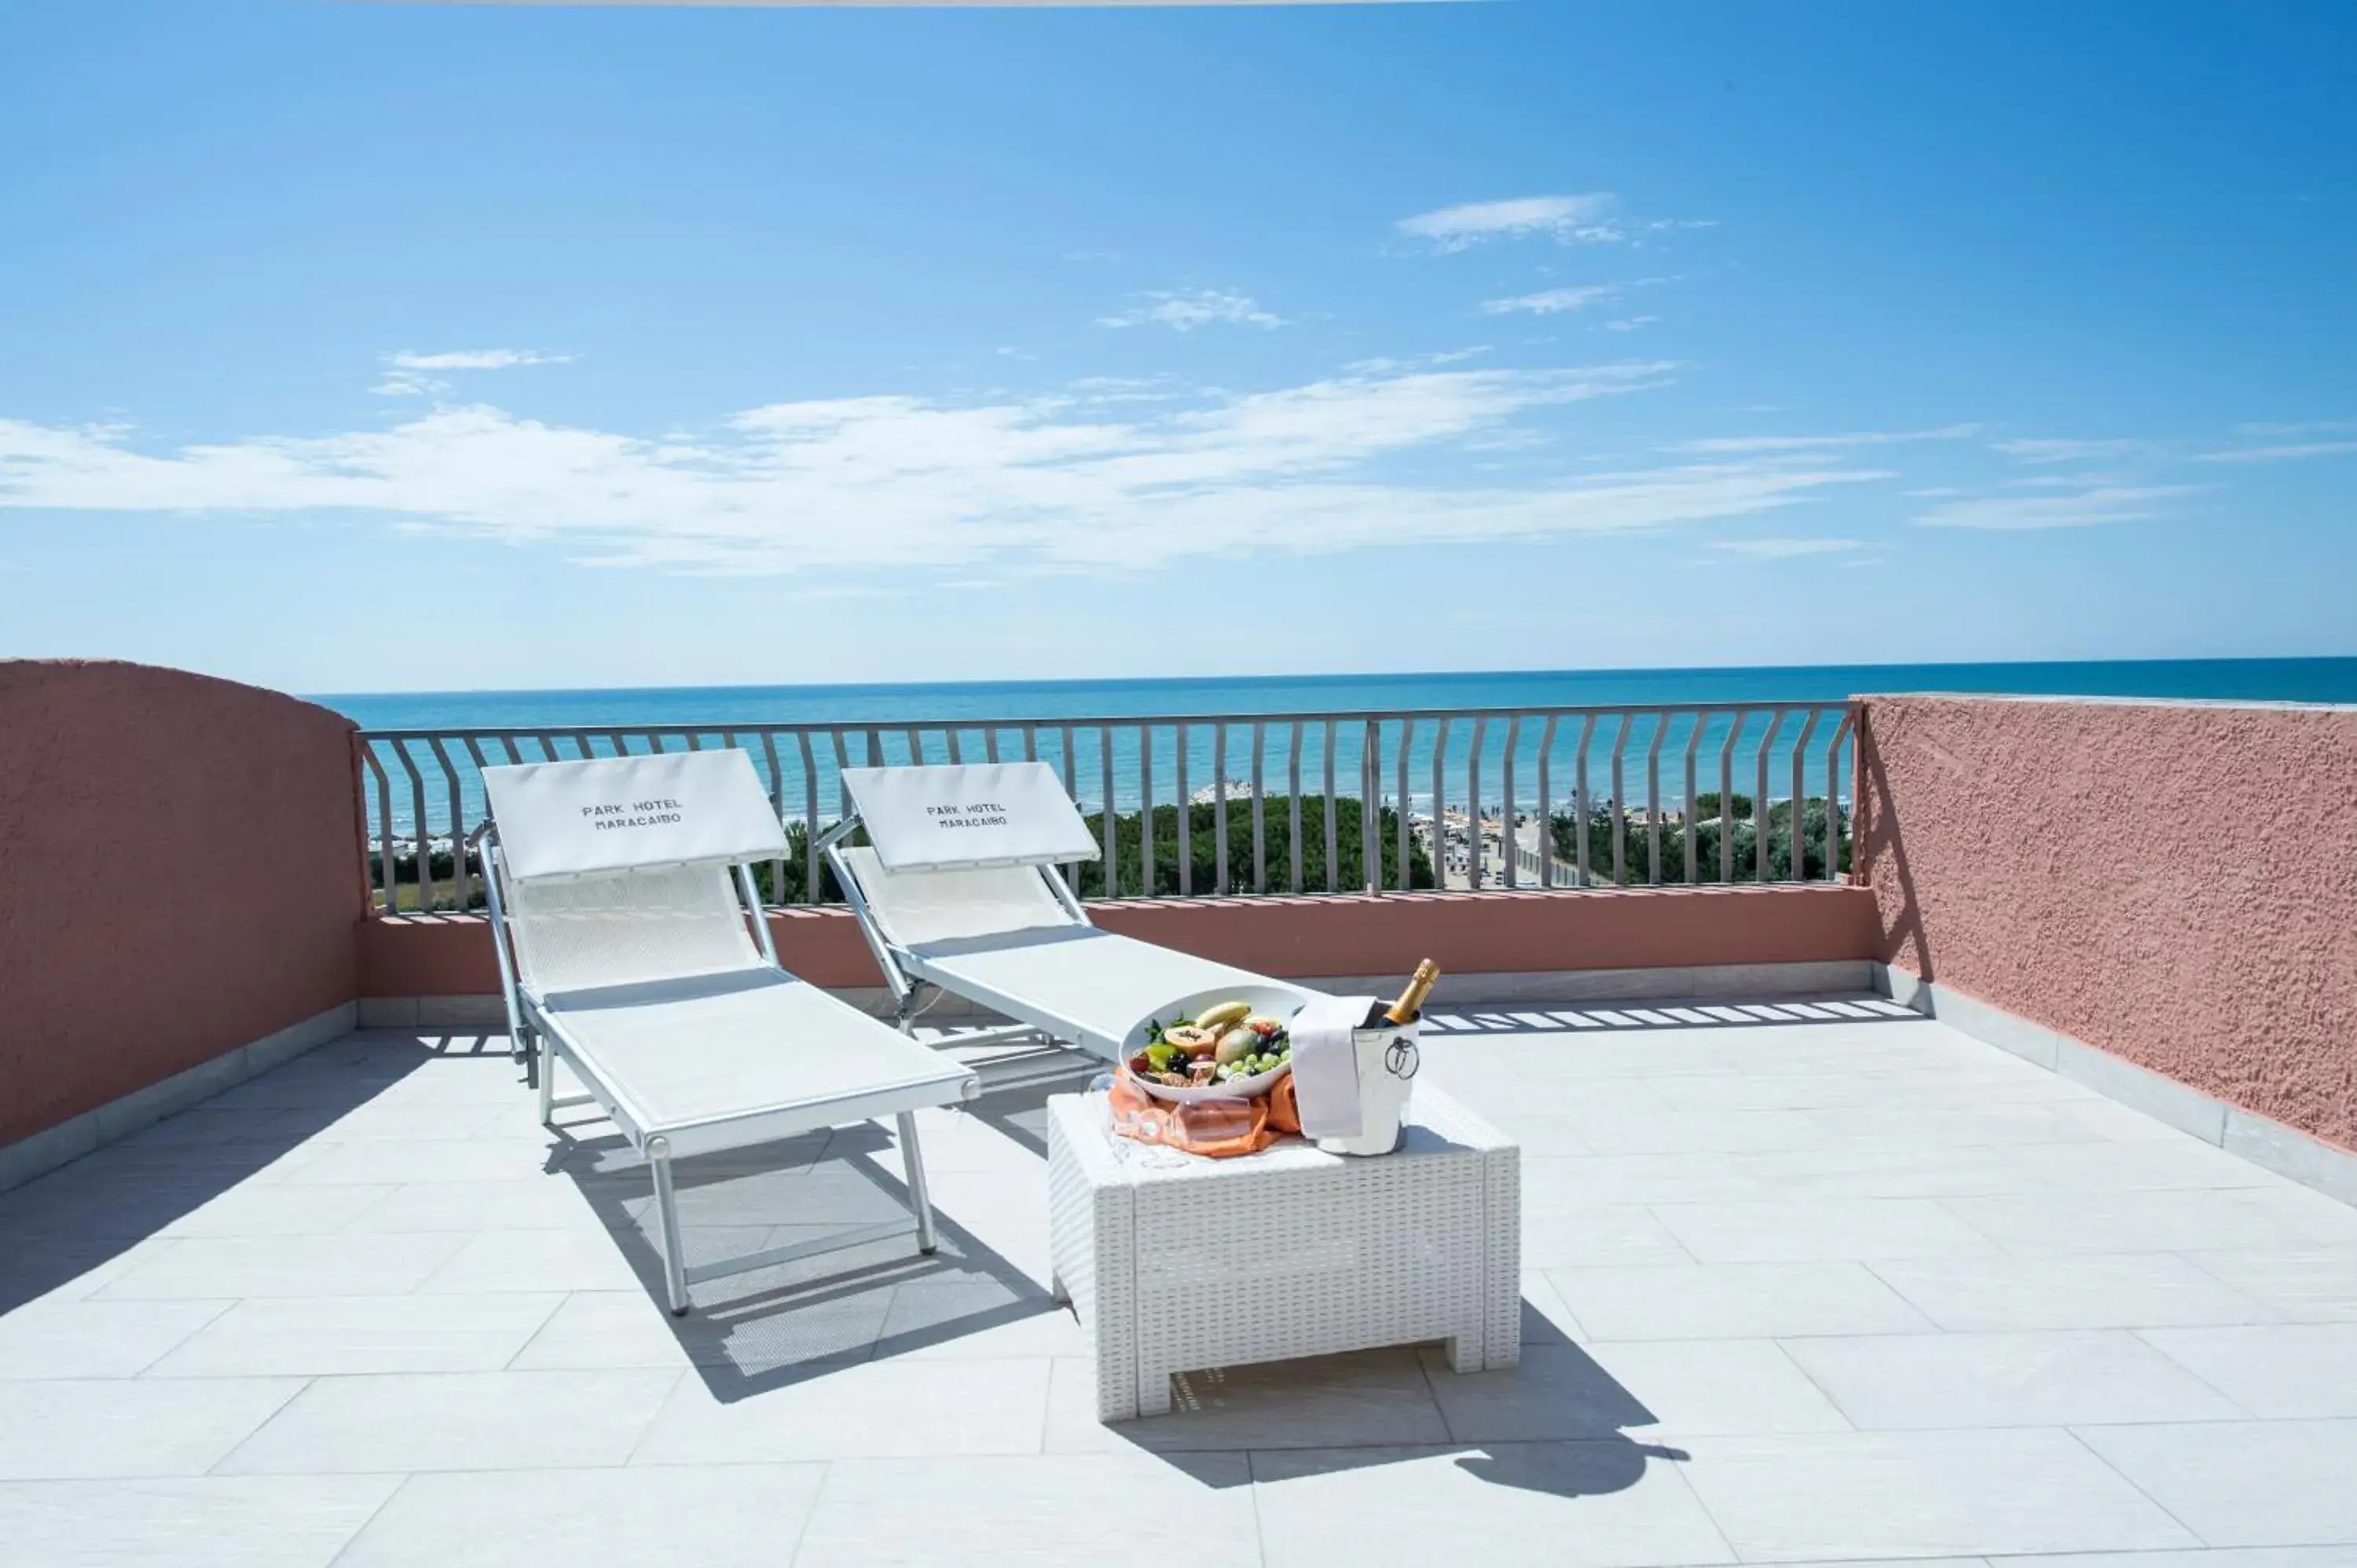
left=4, top=1000, right=2357, bottom=1566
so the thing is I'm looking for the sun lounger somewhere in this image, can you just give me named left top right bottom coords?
left=822, top=761, right=1312, bottom=1061
left=480, top=749, right=978, bottom=1315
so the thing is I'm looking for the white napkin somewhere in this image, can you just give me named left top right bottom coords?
left=1290, top=994, right=1376, bottom=1141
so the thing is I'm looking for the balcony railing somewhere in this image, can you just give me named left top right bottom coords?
left=357, top=701, right=1857, bottom=914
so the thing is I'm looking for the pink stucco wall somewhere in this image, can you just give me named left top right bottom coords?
left=0, top=661, right=365, bottom=1145
left=1857, top=694, right=2357, bottom=1152
left=358, top=883, right=1881, bottom=997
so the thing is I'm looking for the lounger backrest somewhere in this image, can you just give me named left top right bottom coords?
left=835, top=846, right=1076, bottom=951
left=483, top=750, right=790, bottom=995
left=839, top=763, right=1099, bottom=873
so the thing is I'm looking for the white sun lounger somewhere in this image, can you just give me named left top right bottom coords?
left=480, top=749, right=978, bottom=1316
left=822, top=761, right=1311, bottom=1061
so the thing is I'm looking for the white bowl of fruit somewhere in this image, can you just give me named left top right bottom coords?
left=1120, top=987, right=1308, bottom=1104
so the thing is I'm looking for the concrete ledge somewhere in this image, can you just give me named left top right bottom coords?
left=363, top=958, right=1878, bottom=1039
left=359, top=884, right=1883, bottom=999
left=1877, top=965, right=2357, bottom=1208
left=0, top=1002, right=355, bottom=1196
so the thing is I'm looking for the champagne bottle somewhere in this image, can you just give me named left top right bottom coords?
left=1383, top=958, right=1441, bottom=1025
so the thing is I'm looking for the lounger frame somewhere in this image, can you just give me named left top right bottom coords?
left=482, top=833, right=971, bottom=1316
left=818, top=815, right=1098, bottom=1047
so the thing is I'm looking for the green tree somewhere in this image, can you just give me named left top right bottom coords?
left=1549, top=795, right=1848, bottom=885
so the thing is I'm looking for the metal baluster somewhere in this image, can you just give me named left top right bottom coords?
left=946, top=727, right=963, bottom=764
left=1324, top=720, right=1341, bottom=893
left=797, top=732, right=820, bottom=905
left=1178, top=721, right=1197, bottom=891
left=985, top=727, right=1001, bottom=763
left=460, top=738, right=493, bottom=908
left=1754, top=709, right=1787, bottom=883
left=1789, top=709, right=1822, bottom=881
left=1609, top=718, right=1629, bottom=888
left=1719, top=709, right=1744, bottom=884
left=1647, top=713, right=1668, bottom=885
left=1287, top=722, right=1304, bottom=894
left=1138, top=724, right=1153, bottom=897
left=1683, top=719, right=1703, bottom=885
left=393, top=739, right=431, bottom=913
left=1098, top=726, right=1116, bottom=897
left=758, top=732, right=787, bottom=904
left=1534, top=716, right=1557, bottom=888
left=1827, top=708, right=1857, bottom=883
left=1021, top=724, right=1038, bottom=763
left=1395, top=718, right=1415, bottom=892
left=1467, top=717, right=1486, bottom=890
left=1499, top=716, right=1518, bottom=886
left=425, top=738, right=468, bottom=910
left=904, top=727, right=923, bottom=767
left=1058, top=725, right=1080, bottom=893
left=1430, top=719, right=1450, bottom=893
left=827, top=731, right=850, bottom=824
left=1572, top=716, right=1595, bottom=887
left=1250, top=722, right=1267, bottom=895
left=364, top=744, right=395, bottom=914
left=1214, top=724, right=1230, bottom=896
left=1175, top=723, right=1192, bottom=896
left=1361, top=718, right=1380, bottom=894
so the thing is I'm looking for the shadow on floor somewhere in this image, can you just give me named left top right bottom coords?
left=1427, top=995, right=1924, bottom=1036
left=0, top=1031, right=512, bottom=1314
left=1106, top=1302, right=1688, bottom=1499
left=548, top=1062, right=1098, bottom=1402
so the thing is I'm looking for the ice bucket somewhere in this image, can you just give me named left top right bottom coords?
left=1314, top=1015, right=1421, bottom=1156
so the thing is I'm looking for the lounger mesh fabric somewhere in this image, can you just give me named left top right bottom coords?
left=836, top=847, right=1072, bottom=949
left=537, top=970, right=970, bottom=1146
left=504, top=865, right=764, bottom=995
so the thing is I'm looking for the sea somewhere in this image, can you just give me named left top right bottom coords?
left=324, top=658, right=2357, bottom=839
left=321, top=657, right=2357, bottom=734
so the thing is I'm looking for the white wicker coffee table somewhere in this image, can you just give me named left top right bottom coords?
left=1046, top=1085, right=1521, bottom=1422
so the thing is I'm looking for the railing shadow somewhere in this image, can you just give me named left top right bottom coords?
left=1424, top=995, right=1923, bottom=1036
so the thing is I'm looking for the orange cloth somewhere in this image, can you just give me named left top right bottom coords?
left=1107, top=1069, right=1302, bottom=1158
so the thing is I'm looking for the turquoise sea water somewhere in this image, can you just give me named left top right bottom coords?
left=321, top=657, right=2357, bottom=734
left=326, top=658, right=2357, bottom=842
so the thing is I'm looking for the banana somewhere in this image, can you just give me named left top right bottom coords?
left=1194, top=999, right=1252, bottom=1033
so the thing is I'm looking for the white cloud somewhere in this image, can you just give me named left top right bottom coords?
left=1670, top=424, right=1981, bottom=455
left=1603, top=317, right=1659, bottom=332
left=373, top=348, right=569, bottom=398
left=1990, top=436, right=2152, bottom=463
left=1397, top=194, right=1622, bottom=251
left=2195, top=440, right=2357, bottom=464
left=1912, top=483, right=2195, bottom=530
left=1711, top=537, right=1861, bottom=558
left=1096, top=290, right=1283, bottom=332
left=2231, top=419, right=2354, bottom=438
left=0, top=359, right=1901, bottom=574
left=387, top=349, right=567, bottom=372
left=1481, top=284, right=1625, bottom=317
left=372, top=371, right=446, bottom=398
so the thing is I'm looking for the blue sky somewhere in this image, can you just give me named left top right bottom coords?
left=1, top=2, right=2352, bottom=693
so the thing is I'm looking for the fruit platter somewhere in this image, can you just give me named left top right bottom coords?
left=1120, top=984, right=1310, bottom=1104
